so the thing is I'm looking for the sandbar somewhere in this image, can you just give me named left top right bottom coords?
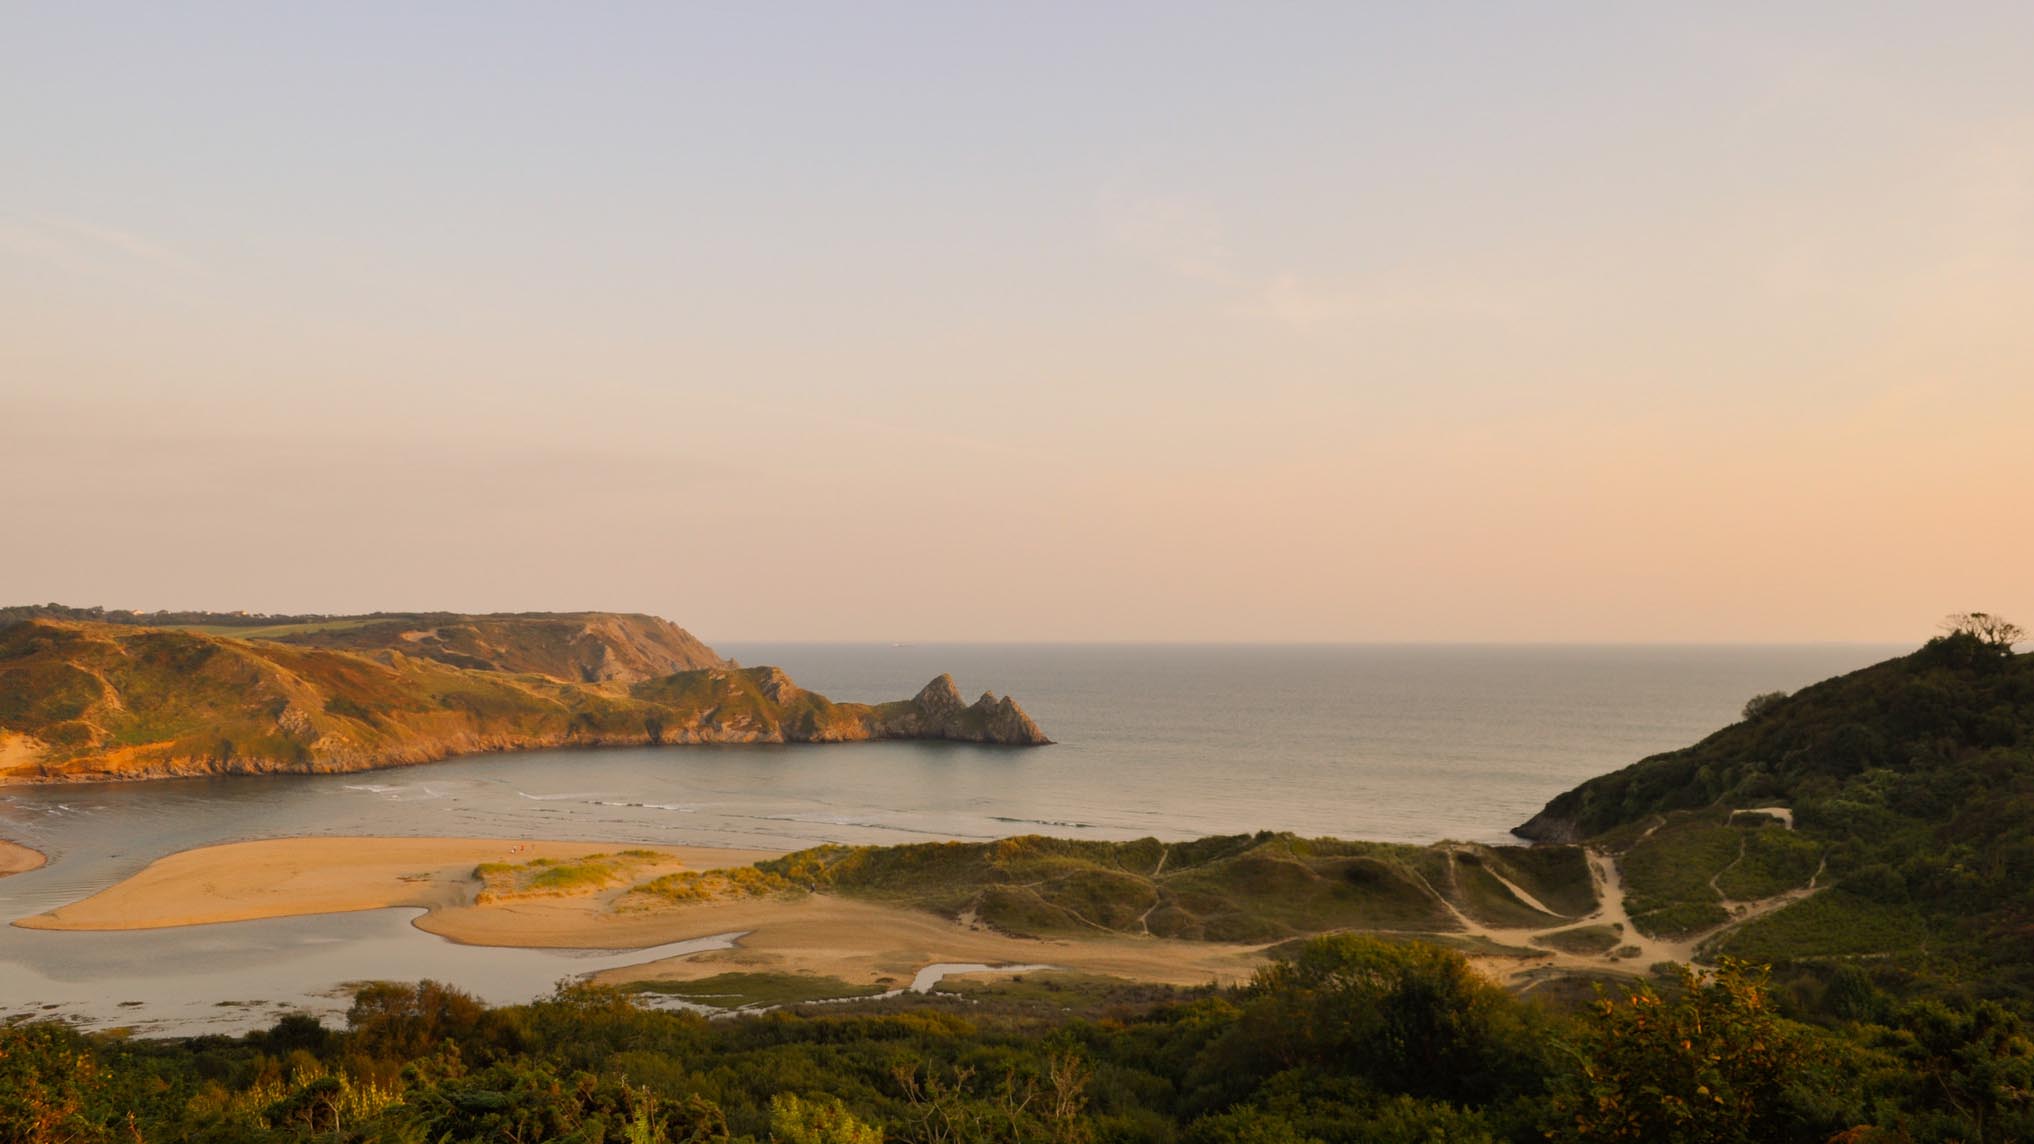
left=18, top=836, right=777, bottom=931
left=0, top=839, right=46, bottom=877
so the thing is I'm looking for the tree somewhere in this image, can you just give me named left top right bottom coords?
left=1941, top=613, right=2026, bottom=649
left=768, top=1093, right=883, bottom=1144
left=1548, top=960, right=1842, bottom=1143
left=1742, top=691, right=1789, bottom=721
left=0, top=1023, right=114, bottom=1144
left=1221, top=934, right=1540, bottom=1105
left=1873, top=999, right=2034, bottom=1143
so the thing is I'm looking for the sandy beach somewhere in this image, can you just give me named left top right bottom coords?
left=0, top=839, right=46, bottom=877
left=20, top=834, right=1272, bottom=991
left=18, top=836, right=780, bottom=931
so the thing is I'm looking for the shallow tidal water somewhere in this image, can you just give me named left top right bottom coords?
left=0, top=642, right=1900, bottom=1033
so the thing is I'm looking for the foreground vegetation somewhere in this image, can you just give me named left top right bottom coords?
left=8, top=935, right=2034, bottom=1144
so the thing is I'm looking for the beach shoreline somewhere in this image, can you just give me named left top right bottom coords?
left=0, top=839, right=46, bottom=877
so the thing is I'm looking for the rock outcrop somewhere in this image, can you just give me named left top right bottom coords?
left=1509, top=809, right=1584, bottom=845
left=0, top=615, right=1050, bottom=786
left=871, top=675, right=1052, bottom=745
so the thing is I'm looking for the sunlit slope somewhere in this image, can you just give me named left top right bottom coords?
left=0, top=618, right=1047, bottom=784
left=0, top=605, right=725, bottom=682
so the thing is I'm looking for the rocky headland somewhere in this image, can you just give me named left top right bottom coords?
left=0, top=609, right=1050, bottom=786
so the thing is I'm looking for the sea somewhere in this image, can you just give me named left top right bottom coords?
left=0, top=642, right=1900, bottom=1033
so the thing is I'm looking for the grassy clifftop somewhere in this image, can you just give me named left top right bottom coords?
left=0, top=605, right=724, bottom=682
left=0, top=616, right=1048, bottom=785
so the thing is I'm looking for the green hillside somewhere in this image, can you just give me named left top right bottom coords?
left=1516, top=618, right=2034, bottom=987
left=0, top=605, right=725, bottom=681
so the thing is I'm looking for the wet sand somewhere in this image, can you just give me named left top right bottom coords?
left=0, top=839, right=46, bottom=877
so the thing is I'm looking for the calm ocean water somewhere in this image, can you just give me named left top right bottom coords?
left=0, top=642, right=1901, bottom=1031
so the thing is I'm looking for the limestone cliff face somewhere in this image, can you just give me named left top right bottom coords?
left=0, top=618, right=1050, bottom=786
left=871, top=674, right=1052, bottom=745
left=1509, top=808, right=1585, bottom=844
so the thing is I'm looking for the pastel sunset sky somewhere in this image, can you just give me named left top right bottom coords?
left=5, top=3, right=2030, bottom=641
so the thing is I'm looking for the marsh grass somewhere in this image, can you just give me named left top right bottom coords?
left=474, top=850, right=674, bottom=903
left=620, top=972, right=884, bottom=1008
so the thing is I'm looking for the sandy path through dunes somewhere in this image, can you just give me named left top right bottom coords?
left=0, top=839, right=45, bottom=877
left=17, top=837, right=779, bottom=931
left=495, top=894, right=1275, bottom=991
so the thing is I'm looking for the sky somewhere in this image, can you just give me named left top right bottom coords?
left=4, top=3, right=2031, bottom=643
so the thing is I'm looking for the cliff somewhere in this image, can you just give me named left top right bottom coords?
left=0, top=615, right=1049, bottom=785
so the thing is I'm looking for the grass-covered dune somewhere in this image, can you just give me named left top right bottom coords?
left=633, top=831, right=1598, bottom=945
left=1515, top=621, right=2034, bottom=989
left=0, top=614, right=1049, bottom=785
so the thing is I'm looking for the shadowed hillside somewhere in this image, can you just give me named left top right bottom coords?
left=0, top=615, right=1049, bottom=784
left=1514, top=620, right=2034, bottom=988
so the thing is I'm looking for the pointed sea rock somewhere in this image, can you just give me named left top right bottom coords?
left=914, top=674, right=966, bottom=718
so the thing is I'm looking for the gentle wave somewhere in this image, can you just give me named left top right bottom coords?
left=990, top=815, right=1100, bottom=830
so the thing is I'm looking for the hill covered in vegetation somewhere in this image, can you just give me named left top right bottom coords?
left=0, top=605, right=724, bottom=681
left=0, top=612, right=1049, bottom=784
left=1515, top=617, right=2034, bottom=992
left=742, top=832, right=1596, bottom=945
